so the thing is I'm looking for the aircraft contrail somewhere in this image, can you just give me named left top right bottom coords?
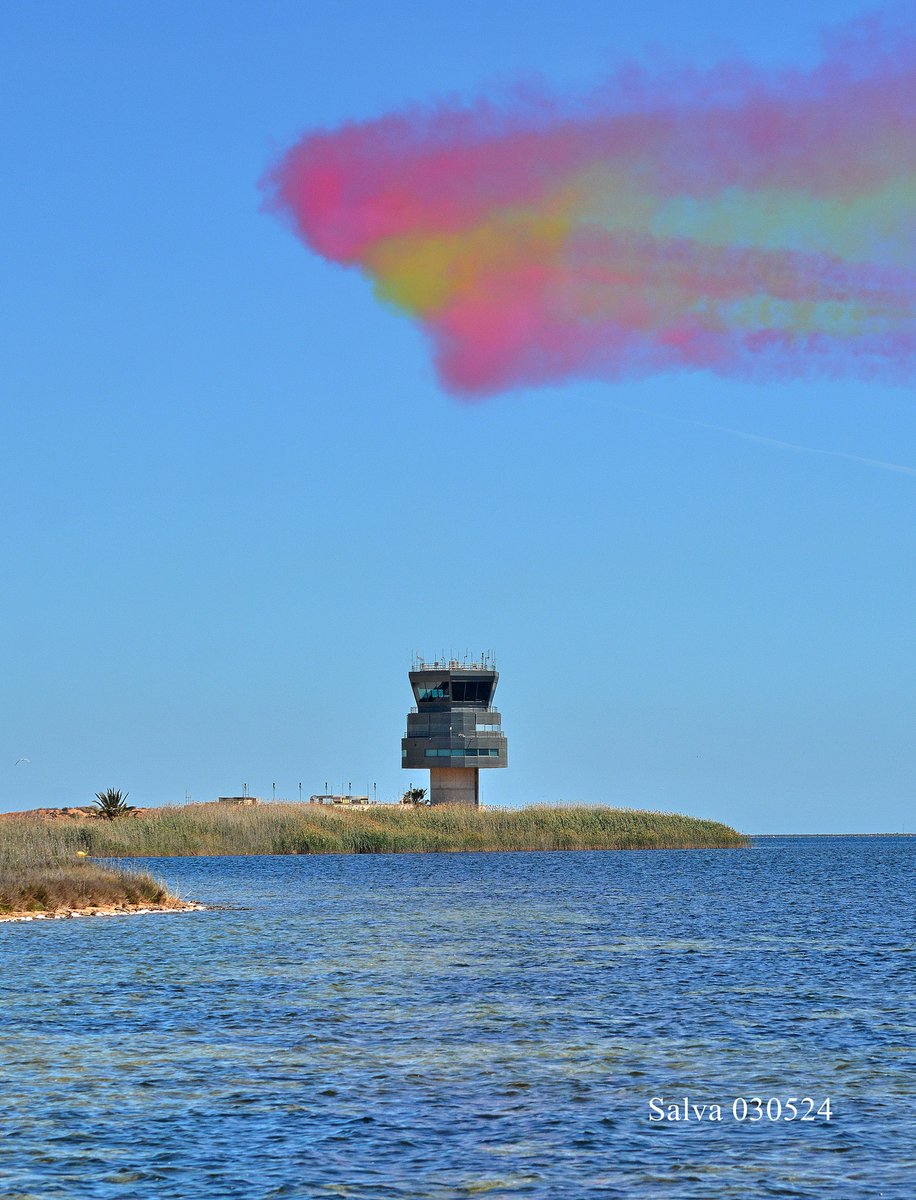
left=613, top=401, right=916, bottom=477
left=691, top=421, right=916, bottom=477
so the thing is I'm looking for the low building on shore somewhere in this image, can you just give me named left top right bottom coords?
left=309, top=794, right=370, bottom=807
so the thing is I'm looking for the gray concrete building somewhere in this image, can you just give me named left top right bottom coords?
left=401, top=657, right=508, bottom=806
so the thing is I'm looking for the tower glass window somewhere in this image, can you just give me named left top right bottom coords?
left=450, top=679, right=493, bottom=705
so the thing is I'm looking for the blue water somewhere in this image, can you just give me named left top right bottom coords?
left=1, top=837, right=913, bottom=1198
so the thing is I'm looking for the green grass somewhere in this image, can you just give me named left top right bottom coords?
left=0, top=819, right=179, bottom=915
left=3, top=803, right=748, bottom=862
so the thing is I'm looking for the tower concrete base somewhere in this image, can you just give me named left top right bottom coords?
left=429, top=767, right=479, bottom=807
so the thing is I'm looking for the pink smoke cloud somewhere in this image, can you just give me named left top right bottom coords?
left=263, top=13, right=916, bottom=396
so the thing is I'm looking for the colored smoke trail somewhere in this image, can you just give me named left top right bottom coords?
left=264, top=15, right=916, bottom=396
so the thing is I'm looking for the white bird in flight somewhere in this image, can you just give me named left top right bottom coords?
left=15, top=757, right=30, bottom=765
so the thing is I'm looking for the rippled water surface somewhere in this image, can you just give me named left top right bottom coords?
left=1, top=837, right=913, bottom=1198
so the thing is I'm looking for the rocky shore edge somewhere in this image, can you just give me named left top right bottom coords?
left=0, top=900, right=206, bottom=923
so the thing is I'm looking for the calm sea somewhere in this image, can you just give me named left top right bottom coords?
left=1, top=837, right=913, bottom=1198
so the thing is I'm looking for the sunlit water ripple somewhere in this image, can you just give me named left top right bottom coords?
left=1, top=837, right=913, bottom=1198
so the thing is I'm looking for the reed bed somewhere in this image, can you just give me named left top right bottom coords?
left=0, top=820, right=178, bottom=914
left=2, top=803, right=748, bottom=862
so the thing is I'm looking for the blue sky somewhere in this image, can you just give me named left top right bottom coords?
left=2, top=0, right=912, bottom=832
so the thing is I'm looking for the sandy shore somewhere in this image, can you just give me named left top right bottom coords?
left=0, top=901, right=206, bottom=923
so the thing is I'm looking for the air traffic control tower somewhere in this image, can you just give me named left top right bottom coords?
left=402, top=656, right=508, bottom=806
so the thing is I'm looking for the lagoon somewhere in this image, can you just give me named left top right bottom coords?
left=1, top=837, right=912, bottom=1198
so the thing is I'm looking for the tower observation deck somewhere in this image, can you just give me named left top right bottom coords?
left=401, top=656, right=508, bottom=806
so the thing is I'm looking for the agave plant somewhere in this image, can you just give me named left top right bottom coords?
left=93, top=788, right=136, bottom=820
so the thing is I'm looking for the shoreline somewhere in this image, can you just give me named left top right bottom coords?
left=93, top=841, right=748, bottom=859
left=1, top=808, right=746, bottom=918
left=0, top=900, right=205, bottom=923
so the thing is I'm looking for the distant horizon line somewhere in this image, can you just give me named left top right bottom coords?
left=749, top=832, right=912, bottom=838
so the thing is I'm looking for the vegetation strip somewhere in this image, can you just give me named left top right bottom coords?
left=0, top=826, right=189, bottom=918
left=2, top=804, right=748, bottom=867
